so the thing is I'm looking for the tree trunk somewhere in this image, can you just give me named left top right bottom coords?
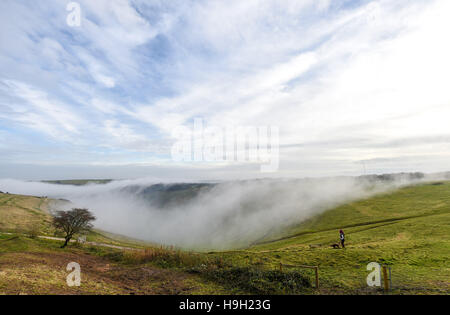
left=61, top=236, right=71, bottom=248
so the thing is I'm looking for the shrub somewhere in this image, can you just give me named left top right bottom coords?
left=193, top=266, right=311, bottom=294
left=28, top=224, right=41, bottom=239
left=115, top=246, right=209, bottom=268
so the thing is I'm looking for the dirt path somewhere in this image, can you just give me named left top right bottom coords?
left=0, top=232, right=140, bottom=251
left=37, top=235, right=140, bottom=251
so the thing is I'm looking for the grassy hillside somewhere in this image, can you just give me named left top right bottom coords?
left=0, top=192, right=231, bottom=294
left=0, top=182, right=449, bottom=294
left=0, top=193, right=53, bottom=235
left=229, top=182, right=450, bottom=294
left=0, top=193, right=146, bottom=248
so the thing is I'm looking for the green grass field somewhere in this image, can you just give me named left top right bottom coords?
left=0, top=182, right=449, bottom=294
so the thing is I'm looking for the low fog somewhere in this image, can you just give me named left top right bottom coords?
left=0, top=173, right=440, bottom=250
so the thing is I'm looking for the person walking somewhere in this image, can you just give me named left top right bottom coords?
left=339, top=229, right=345, bottom=248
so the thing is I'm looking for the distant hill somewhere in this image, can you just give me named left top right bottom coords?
left=117, top=183, right=213, bottom=209
left=41, top=179, right=113, bottom=186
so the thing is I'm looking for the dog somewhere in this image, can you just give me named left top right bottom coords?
left=330, top=243, right=340, bottom=249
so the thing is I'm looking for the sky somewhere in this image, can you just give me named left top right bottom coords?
left=0, top=0, right=450, bottom=180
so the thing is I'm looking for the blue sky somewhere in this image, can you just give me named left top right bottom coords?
left=1, top=0, right=450, bottom=180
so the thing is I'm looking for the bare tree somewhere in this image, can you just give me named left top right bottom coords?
left=52, top=208, right=96, bottom=248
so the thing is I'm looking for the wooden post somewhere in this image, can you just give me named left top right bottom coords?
left=314, top=266, right=319, bottom=289
left=382, top=266, right=389, bottom=291
left=389, top=267, right=392, bottom=290
left=279, top=263, right=283, bottom=272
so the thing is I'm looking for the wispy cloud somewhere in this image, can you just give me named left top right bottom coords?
left=0, top=0, right=450, bottom=179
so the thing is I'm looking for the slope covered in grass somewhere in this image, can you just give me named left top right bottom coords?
left=284, top=181, right=450, bottom=236
left=0, top=193, right=147, bottom=248
left=234, top=182, right=450, bottom=294
left=0, top=193, right=53, bottom=235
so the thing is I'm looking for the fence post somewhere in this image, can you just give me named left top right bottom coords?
left=314, top=266, right=319, bottom=289
left=389, top=267, right=392, bottom=290
left=279, top=263, right=283, bottom=272
left=382, top=266, right=389, bottom=292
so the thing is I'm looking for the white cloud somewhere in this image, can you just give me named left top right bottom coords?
left=103, top=119, right=152, bottom=151
left=0, top=80, right=82, bottom=139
